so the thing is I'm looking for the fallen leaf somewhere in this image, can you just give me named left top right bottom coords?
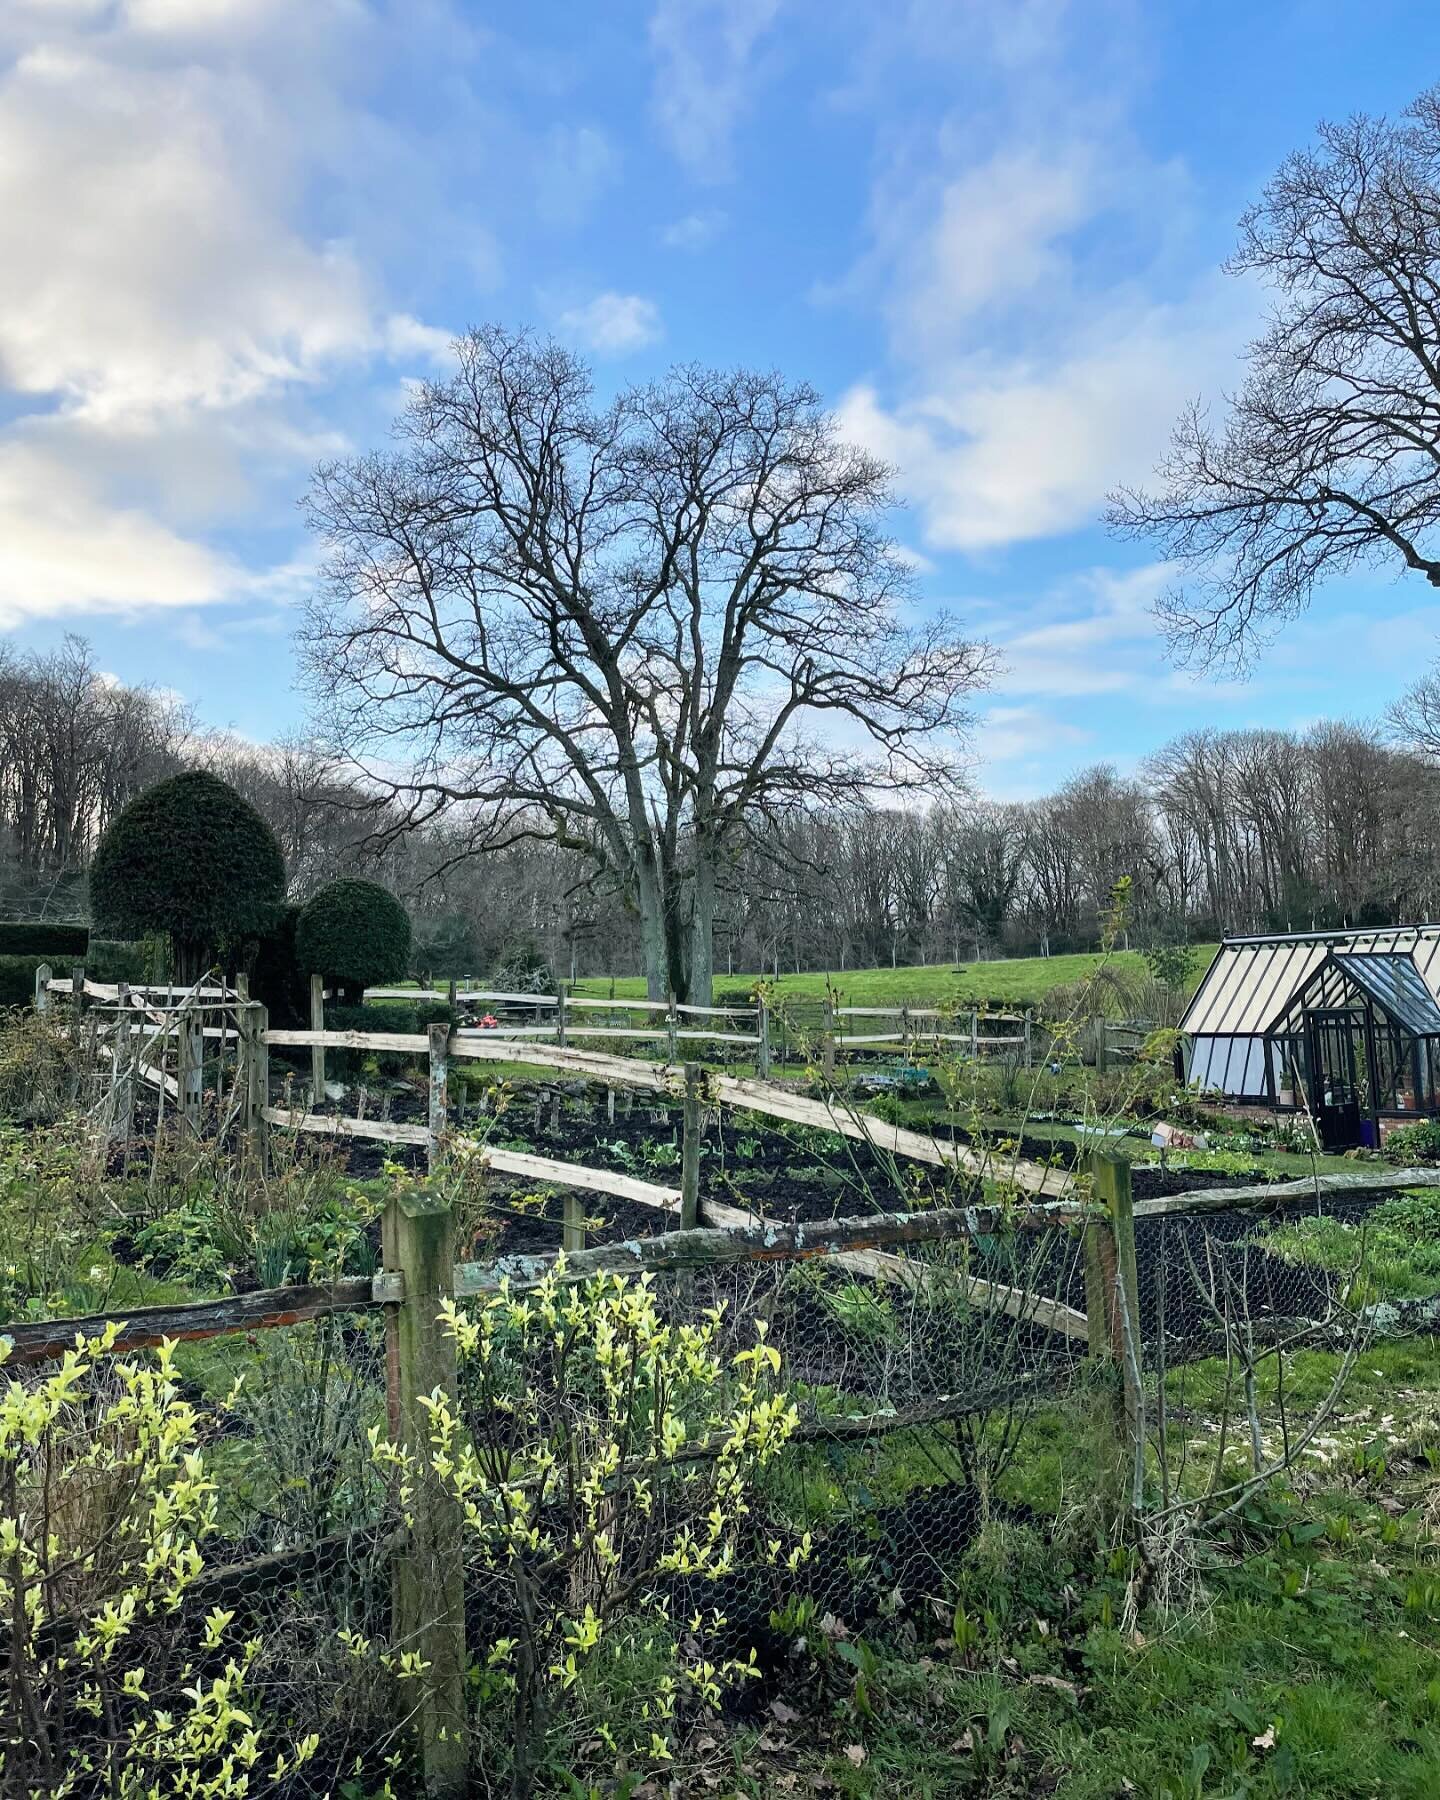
left=949, top=1729, right=975, bottom=1752
left=770, top=1700, right=801, bottom=1723
left=1252, top=1725, right=1277, bottom=1751
left=819, top=1612, right=850, bottom=1640
left=843, top=1744, right=867, bottom=1767
left=1027, top=1674, right=1080, bottom=1698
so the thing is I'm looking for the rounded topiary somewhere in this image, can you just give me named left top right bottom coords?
left=295, top=879, right=411, bottom=1001
left=89, top=771, right=286, bottom=982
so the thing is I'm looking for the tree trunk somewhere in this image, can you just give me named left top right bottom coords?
left=687, top=850, right=716, bottom=1010
left=634, top=851, right=670, bottom=1002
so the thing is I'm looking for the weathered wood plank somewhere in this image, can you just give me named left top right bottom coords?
left=480, top=1144, right=682, bottom=1212
left=263, top=1029, right=430, bottom=1051
left=1131, top=1167, right=1440, bottom=1219
left=2, top=1280, right=376, bottom=1365
left=444, top=1201, right=1087, bottom=1296
left=261, top=1105, right=430, bottom=1145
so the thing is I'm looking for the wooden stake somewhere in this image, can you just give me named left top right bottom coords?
left=822, top=991, right=836, bottom=1083
left=310, top=974, right=326, bottom=1104
left=384, top=1191, right=467, bottom=1794
left=681, top=1062, right=702, bottom=1230
left=563, top=1192, right=585, bottom=1252
left=1086, top=1150, right=1144, bottom=1518
left=556, top=985, right=568, bottom=1047
left=34, top=962, right=51, bottom=1014
left=427, top=1022, right=449, bottom=1172
left=756, top=993, right=771, bottom=1079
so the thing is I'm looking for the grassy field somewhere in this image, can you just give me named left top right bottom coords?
left=573, top=944, right=1220, bottom=1010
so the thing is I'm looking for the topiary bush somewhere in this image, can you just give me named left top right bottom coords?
left=247, top=903, right=308, bottom=1028
left=88, top=771, right=286, bottom=982
left=295, top=879, right=411, bottom=1003
left=0, top=922, right=88, bottom=958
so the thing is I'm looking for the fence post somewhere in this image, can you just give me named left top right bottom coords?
left=174, top=998, right=202, bottom=1137
left=1085, top=1151, right=1144, bottom=1517
left=756, top=993, right=771, bottom=1080
left=681, top=1062, right=702, bottom=1230
left=310, top=974, right=326, bottom=1104
left=384, top=1190, right=467, bottom=1794
left=34, top=962, right=50, bottom=1014
left=563, top=1193, right=585, bottom=1253
left=110, top=981, right=135, bottom=1146
left=1023, top=1009, right=1033, bottom=1069
left=428, top=1022, right=450, bottom=1171
left=556, top=984, right=568, bottom=1048
left=970, top=1009, right=979, bottom=1061
left=822, top=992, right=836, bottom=1083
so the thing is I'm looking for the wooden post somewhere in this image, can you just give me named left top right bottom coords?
left=175, top=1001, right=202, bottom=1137
left=446, top=976, right=458, bottom=1012
left=1085, top=1151, right=1143, bottom=1515
left=756, top=993, right=771, bottom=1080
left=384, top=1191, right=467, bottom=1795
left=111, top=982, right=135, bottom=1146
left=970, top=1010, right=979, bottom=1061
left=1023, top=1009, right=1033, bottom=1069
left=681, top=1062, right=702, bottom=1230
left=310, top=974, right=326, bottom=1104
left=427, top=1022, right=450, bottom=1172
left=821, top=993, right=836, bottom=1083
left=563, top=1192, right=585, bottom=1253
left=34, top=963, right=50, bottom=1014
left=556, top=985, right=568, bottom=1047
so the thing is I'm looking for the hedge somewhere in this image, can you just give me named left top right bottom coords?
left=89, top=770, right=286, bottom=978
left=295, top=880, right=412, bottom=1000
left=0, top=922, right=89, bottom=958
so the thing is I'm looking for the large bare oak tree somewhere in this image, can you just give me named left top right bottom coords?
left=1109, top=86, right=1440, bottom=669
left=300, top=328, right=991, bottom=1004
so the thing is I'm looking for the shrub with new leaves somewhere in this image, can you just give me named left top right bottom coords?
left=375, top=1262, right=805, bottom=1792
left=295, top=878, right=411, bottom=1002
left=0, top=1328, right=318, bottom=1795
left=89, top=770, right=286, bottom=982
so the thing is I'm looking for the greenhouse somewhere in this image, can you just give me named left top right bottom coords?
left=1181, top=925, right=1440, bottom=1149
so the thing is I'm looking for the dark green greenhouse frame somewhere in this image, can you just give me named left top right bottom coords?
left=1260, top=951, right=1440, bottom=1149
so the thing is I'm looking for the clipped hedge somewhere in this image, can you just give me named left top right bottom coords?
left=86, top=939, right=152, bottom=986
left=0, top=922, right=88, bottom=958
left=0, top=957, right=44, bottom=1010
left=89, top=770, right=286, bottom=979
left=296, top=879, right=411, bottom=1001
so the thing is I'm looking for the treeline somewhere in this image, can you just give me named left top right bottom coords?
left=4, top=639, right=1438, bottom=978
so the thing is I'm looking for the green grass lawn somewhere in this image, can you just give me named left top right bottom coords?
left=572, top=945, right=1219, bottom=1011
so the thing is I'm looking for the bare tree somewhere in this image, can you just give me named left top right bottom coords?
left=1109, top=87, right=1440, bottom=667
left=300, top=328, right=991, bottom=1003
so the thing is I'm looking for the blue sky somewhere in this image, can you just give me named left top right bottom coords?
left=2, top=0, right=1439, bottom=798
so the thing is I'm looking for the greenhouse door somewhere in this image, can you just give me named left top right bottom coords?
left=1305, top=1009, right=1364, bottom=1150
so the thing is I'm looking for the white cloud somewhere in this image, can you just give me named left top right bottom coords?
left=0, top=441, right=238, bottom=626
left=648, top=0, right=781, bottom=179
left=0, top=1, right=474, bottom=630
left=661, top=208, right=727, bottom=250
left=558, top=292, right=664, bottom=357
left=828, top=8, right=1248, bottom=556
left=840, top=287, right=1242, bottom=552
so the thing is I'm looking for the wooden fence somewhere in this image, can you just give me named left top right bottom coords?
left=0, top=1157, right=1131, bottom=1793
left=6, top=1147, right=1407, bottom=1792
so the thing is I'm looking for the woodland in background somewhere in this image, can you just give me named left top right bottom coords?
left=5, top=636, right=1440, bottom=981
